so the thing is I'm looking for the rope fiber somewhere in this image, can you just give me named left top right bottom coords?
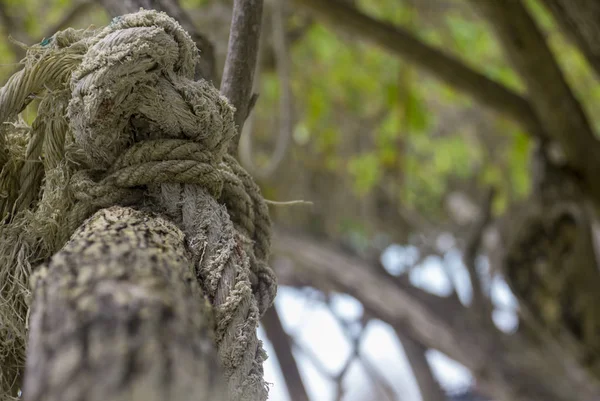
left=0, top=10, right=276, bottom=400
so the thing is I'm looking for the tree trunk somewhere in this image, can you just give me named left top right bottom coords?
left=23, top=206, right=227, bottom=401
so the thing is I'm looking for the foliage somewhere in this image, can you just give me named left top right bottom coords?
left=0, top=0, right=595, bottom=237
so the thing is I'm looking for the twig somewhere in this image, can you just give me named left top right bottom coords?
left=238, top=8, right=266, bottom=172
left=261, top=0, right=294, bottom=176
left=239, top=0, right=294, bottom=178
left=325, top=303, right=397, bottom=401
left=221, top=0, right=264, bottom=153
left=291, top=337, right=336, bottom=379
left=331, top=315, right=361, bottom=401
left=358, top=354, right=399, bottom=401
left=463, top=188, right=495, bottom=316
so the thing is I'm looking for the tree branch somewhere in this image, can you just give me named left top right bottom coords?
left=397, top=332, right=447, bottom=401
left=292, top=0, right=544, bottom=137
left=325, top=306, right=397, bottom=401
left=271, top=228, right=476, bottom=365
left=98, top=0, right=216, bottom=82
left=239, top=0, right=294, bottom=178
left=468, top=0, right=600, bottom=207
left=23, top=207, right=226, bottom=401
left=221, top=0, right=264, bottom=153
left=463, top=188, right=495, bottom=316
left=540, top=0, right=600, bottom=79
left=273, top=229, right=600, bottom=401
left=261, top=306, right=310, bottom=401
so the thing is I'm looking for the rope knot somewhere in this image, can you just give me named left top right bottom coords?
left=68, top=10, right=234, bottom=169
left=0, top=10, right=276, bottom=398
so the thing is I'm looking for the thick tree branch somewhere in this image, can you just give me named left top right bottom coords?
left=272, top=228, right=477, bottom=365
left=221, top=0, right=264, bottom=153
left=262, top=306, right=310, bottom=401
left=23, top=207, right=226, bottom=401
left=540, top=0, right=600, bottom=79
left=292, top=0, right=543, bottom=137
left=98, top=0, right=216, bottom=82
left=469, top=0, right=600, bottom=207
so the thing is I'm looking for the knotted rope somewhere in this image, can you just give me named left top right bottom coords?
left=0, top=10, right=276, bottom=400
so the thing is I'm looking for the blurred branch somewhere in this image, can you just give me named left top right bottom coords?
left=358, top=355, right=398, bottom=401
left=326, top=305, right=366, bottom=401
left=463, top=188, right=495, bottom=316
left=468, top=0, right=600, bottom=208
left=221, top=0, right=264, bottom=153
left=260, top=14, right=314, bottom=72
left=98, top=0, right=216, bottom=82
left=239, top=0, right=294, bottom=179
left=272, top=228, right=474, bottom=364
left=273, top=229, right=600, bottom=401
left=397, top=332, right=447, bottom=401
left=291, top=337, right=337, bottom=380
left=292, top=0, right=544, bottom=138
left=42, top=0, right=96, bottom=40
left=326, top=304, right=397, bottom=401
left=332, top=330, right=360, bottom=401
left=262, top=306, right=311, bottom=401
left=540, top=0, right=600, bottom=78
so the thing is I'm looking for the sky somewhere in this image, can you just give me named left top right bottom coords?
left=260, top=241, right=518, bottom=401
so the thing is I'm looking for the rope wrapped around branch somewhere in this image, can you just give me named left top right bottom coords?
left=0, top=10, right=276, bottom=400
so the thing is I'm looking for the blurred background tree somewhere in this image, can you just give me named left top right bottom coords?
left=2, top=0, right=600, bottom=400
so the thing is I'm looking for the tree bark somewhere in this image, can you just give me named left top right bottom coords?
left=221, top=0, right=264, bottom=151
left=23, top=206, right=227, bottom=401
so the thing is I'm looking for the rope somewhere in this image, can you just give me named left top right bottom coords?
left=0, top=10, right=276, bottom=400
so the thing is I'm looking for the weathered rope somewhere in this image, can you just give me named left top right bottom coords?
left=0, top=10, right=276, bottom=400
